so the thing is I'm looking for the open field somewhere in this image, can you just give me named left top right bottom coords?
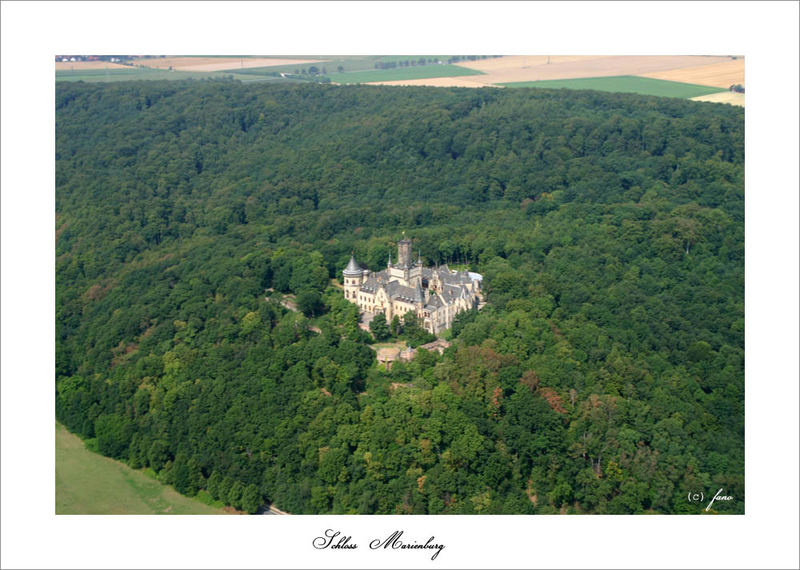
left=132, top=56, right=323, bottom=72
left=251, top=55, right=379, bottom=75
left=456, top=55, right=604, bottom=72
left=57, top=68, right=150, bottom=81
left=55, top=55, right=743, bottom=104
left=500, top=76, right=726, bottom=99
left=690, top=91, right=745, bottom=106
left=455, top=55, right=735, bottom=85
left=56, top=67, right=283, bottom=83
left=215, top=57, right=368, bottom=78
left=56, top=422, right=228, bottom=514
left=56, top=61, right=132, bottom=71
left=132, top=55, right=492, bottom=79
left=640, top=58, right=744, bottom=88
left=367, top=77, right=494, bottom=88
left=329, top=65, right=482, bottom=84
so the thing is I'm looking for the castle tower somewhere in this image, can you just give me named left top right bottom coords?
left=397, top=236, right=412, bottom=269
left=343, top=255, right=363, bottom=302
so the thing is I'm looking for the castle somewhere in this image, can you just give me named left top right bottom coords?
left=342, top=237, right=483, bottom=335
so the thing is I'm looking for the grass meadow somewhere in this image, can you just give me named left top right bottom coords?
left=56, top=422, right=228, bottom=514
left=500, top=75, right=727, bottom=98
left=55, top=67, right=284, bottom=83
left=327, top=64, right=483, bottom=84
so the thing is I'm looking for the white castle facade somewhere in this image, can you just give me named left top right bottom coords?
left=342, top=237, right=483, bottom=335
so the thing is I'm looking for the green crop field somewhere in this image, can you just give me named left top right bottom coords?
left=55, top=67, right=272, bottom=83
left=328, top=65, right=483, bottom=84
left=374, top=55, right=451, bottom=64
left=499, top=76, right=727, bottom=99
left=56, top=422, right=228, bottom=514
left=236, top=56, right=374, bottom=76
left=232, top=57, right=473, bottom=78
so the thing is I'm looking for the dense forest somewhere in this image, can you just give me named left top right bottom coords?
left=56, top=80, right=744, bottom=514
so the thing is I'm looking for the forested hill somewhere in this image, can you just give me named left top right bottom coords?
left=56, top=80, right=744, bottom=514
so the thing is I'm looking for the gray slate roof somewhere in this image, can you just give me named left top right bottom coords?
left=425, top=295, right=444, bottom=310
left=354, top=264, right=479, bottom=308
left=343, top=255, right=362, bottom=275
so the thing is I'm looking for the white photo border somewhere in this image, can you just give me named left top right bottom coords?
left=1, top=1, right=798, bottom=569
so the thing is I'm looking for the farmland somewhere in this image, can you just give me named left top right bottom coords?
left=365, top=77, right=492, bottom=88
left=133, top=56, right=323, bottom=72
left=500, top=76, right=727, bottom=99
left=691, top=91, right=745, bottom=107
left=56, top=422, right=228, bottom=514
left=453, top=55, right=734, bottom=85
left=55, top=66, right=283, bottom=83
left=53, top=55, right=744, bottom=105
left=222, top=56, right=486, bottom=79
left=640, top=58, right=744, bottom=88
left=55, top=60, right=131, bottom=71
left=330, top=64, right=483, bottom=84
left=54, top=55, right=493, bottom=84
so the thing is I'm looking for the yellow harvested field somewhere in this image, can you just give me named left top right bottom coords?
left=454, top=55, right=735, bottom=85
left=455, top=55, right=604, bottom=72
left=639, top=59, right=744, bottom=88
left=366, top=77, right=497, bottom=88
left=133, top=57, right=323, bottom=72
left=55, top=61, right=131, bottom=70
left=690, top=91, right=745, bottom=107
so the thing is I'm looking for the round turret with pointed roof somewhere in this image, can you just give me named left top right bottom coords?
left=343, top=255, right=363, bottom=276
